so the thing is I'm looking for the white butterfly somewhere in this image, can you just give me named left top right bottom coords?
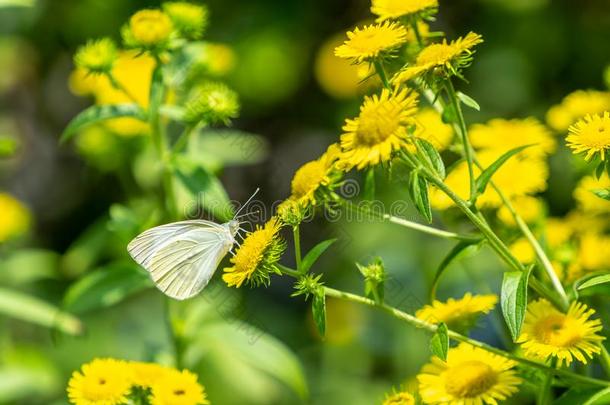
left=127, top=190, right=258, bottom=300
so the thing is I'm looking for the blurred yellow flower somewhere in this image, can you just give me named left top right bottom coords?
left=577, top=232, right=610, bottom=272
left=546, top=90, right=610, bottom=131
left=163, top=1, right=208, bottom=39
left=150, top=369, right=209, bottom=405
left=337, top=88, right=419, bottom=170
left=67, top=358, right=132, bottom=405
left=412, top=107, right=453, bottom=151
left=469, top=118, right=555, bottom=159
left=335, top=21, right=408, bottom=63
left=418, top=343, right=521, bottom=405
left=573, top=173, right=610, bottom=214
left=289, top=144, right=340, bottom=207
left=371, top=0, right=438, bottom=22
left=497, top=196, right=544, bottom=226
left=185, top=81, right=239, bottom=125
left=566, top=111, right=610, bottom=161
left=393, top=32, right=483, bottom=84
left=544, top=217, right=573, bottom=248
left=130, top=361, right=171, bottom=388
left=416, top=293, right=497, bottom=329
left=517, top=299, right=605, bottom=366
left=223, top=217, right=285, bottom=288
left=509, top=237, right=535, bottom=264
left=201, top=43, right=236, bottom=76
left=382, top=390, right=415, bottom=405
left=74, top=38, right=117, bottom=75
left=0, top=192, right=31, bottom=243
left=127, top=10, right=173, bottom=47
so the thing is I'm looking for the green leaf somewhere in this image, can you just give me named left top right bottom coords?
left=416, top=138, right=446, bottom=179
left=556, top=387, right=610, bottom=405
left=430, top=240, right=483, bottom=301
left=0, top=0, right=34, bottom=7
left=595, top=161, right=606, bottom=179
left=584, top=388, right=610, bottom=405
left=456, top=91, right=481, bottom=111
left=188, top=129, right=269, bottom=170
left=0, top=287, right=82, bottom=335
left=363, top=168, right=375, bottom=200
left=63, top=262, right=152, bottom=314
left=408, top=170, right=432, bottom=223
left=60, top=104, right=146, bottom=143
left=0, top=249, right=60, bottom=286
left=592, top=189, right=610, bottom=201
left=475, top=144, right=533, bottom=195
left=430, top=322, right=449, bottom=360
left=501, top=266, right=531, bottom=341
left=149, top=65, right=165, bottom=121
left=577, top=273, right=610, bottom=291
left=312, top=290, right=326, bottom=337
left=300, top=239, right=336, bottom=273
left=173, top=155, right=234, bottom=221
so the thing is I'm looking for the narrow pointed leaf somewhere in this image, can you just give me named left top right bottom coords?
left=430, top=240, right=483, bottom=301
left=300, top=239, right=336, bottom=273
left=592, top=189, right=610, bottom=201
left=61, top=104, right=146, bottom=142
left=408, top=171, right=432, bottom=223
left=416, top=138, right=446, bottom=179
left=577, top=273, right=610, bottom=291
left=475, top=144, right=533, bottom=195
left=430, top=322, right=449, bottom=360
left=501, top=266, right=531, bottom=341
left=457, top=91, right=481, bottom=111
left=363, top=168, right=375, bottom=200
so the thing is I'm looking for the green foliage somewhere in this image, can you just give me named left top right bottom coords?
left=300, top=239, right=336, bottom=274
left=474, top=144, right=533, bottom=196
left=429, top=322, right=448, bottom=360
left=408, top=170, right=432, bottom=223
left=61, top=104, right=146, bottom=142
left=501, top=267, right=531, bottom=341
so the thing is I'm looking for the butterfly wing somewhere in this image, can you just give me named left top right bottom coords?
left=127, top=220, right=233, bottom=300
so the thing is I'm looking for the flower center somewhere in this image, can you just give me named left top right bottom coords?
left=534, top=314, right=582, bottom=347
left=417, top=43, right=455, bottom=66
left=174, top=389, right=185, bottom=396
left=445, top=361, right=497, bottom=398
left=580, top=123, right=610, bottom=148
left=291, top=160, right=327, bottom=198
left=356, top=107, right=400, bottom=145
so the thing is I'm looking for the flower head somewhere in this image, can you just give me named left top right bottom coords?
left=130, top=361, right=171, bottom=388
left=124, top=10, right=173, bottom=48
left=185, top=81, right=240, bottom=125
left=382, top=389, right=416, bottom=405
left=74, top=38, right=117, bottom=75
left=546, top=90, right=610, bottom=131
left=416, top=293, right=497, bottom=331
left=393, top=32, right=483, bottom=84
left=337, top=88, right=419, bottom=170
left=163, top=2, right=208, bottom=39
left=418, top=343, right=521, bottom=405
left=335, top=21, right=408, bottom=63
left=223, top=217, right=285, bottom=288
left=288, top=144, right=341, bottom=207
left=573, top=173, right=610, bottom=214
left=0, top=193, right=31, bottom=243
left=517, top=299, right=605, bottom=366
left=566, top=111, right=610, bottom=161
left=150, top=368, right=209, bottom=405
left=67, top=358, right=133, bottom=405
left=371, top=0, right=438, bottom=22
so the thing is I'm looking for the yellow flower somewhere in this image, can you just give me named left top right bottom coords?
left=67, top=358, right=133, bottom=405
left=469, top=118, right=556, bottom=159
left=497, top=196, right=544, bottom=226
left=412, top=107, right=453, bottom=151
left=199, top=43, right=236, bottom=76
left=185, top=81, right=240, bottom=125
left=573, top=173, right=610, bottom=214
left=0, top=193, right=31, bottom=243
left=577, top=232, right=610, bottom=272
left=509, top=238, right=535, bottom=264
left=382, top=390, right=416, bottom=405
left=517, top=299, right=605, bottom=366
left=223, top=217, right=285, bottom=288
left=393, top=32, right=483, bottom=84
left=416, top=293, right=497, bottom=330
left=126, top=10, right=173, bottom=47
left=334, top=21, right=408, bottom=63
left=544, top=217, right=573, bottom=249
left=289, top=144, right=340, bottom=207
left=566, top=111, right=610, bottom=161
left=337, top=88, right=419, bottom=170
left=163, top=2, right=208, bottom=39
left=150, top=368, right=209, bottom=405
left=546, top=90, right=610, bottom=131
left=130, top=361, right=171, bottom=388
left=418, top=343, right=521, bottom=405
left=371, top=0, right=438, bottom=21
left=74, top=38, right=117, bottom=75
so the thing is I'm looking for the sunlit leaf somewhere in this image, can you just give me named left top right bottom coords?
left=501, top=267, right=531, bottom=341
left=430, top=322, right=448, bottom=360
left=61, top=104, right=146, bottom=142
left=300, top=239, right=336, bottom=273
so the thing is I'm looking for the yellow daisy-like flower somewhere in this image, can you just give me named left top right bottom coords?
left=412, top=107, right=454, bottom=151
left=544, top=217, right=573, bottom=249
left=222, top=217, right=285, bottom=288
left=517, top=299, right=605, bottom=366
left=418, top=343, right=521, bottom=405
left=163, top=2, right=208, bottom=39
left=382, top=390, right=416, bottom=405
left=334, top=21, right=408, bottom=63
left=0, top=193, right=31, bottom=243
left=74, top=38, right=117, bottom=75
left=546, top=90, right=610, bottom=131
left=416, top=293, right=498, bottom=330
left=497, top=196, right=544, bottom=226
left=509, top=237, right=535, bottom=264
left=577, top=232, right=610, bottom=272
left=393, top=32, right=483, bottom=84
left=337, top=88, right=419, bottom=170
left=150, top=369, right=209, bottom=405
left=130, top=361, right=171, bottom=388
left=470, top=118, right=556, bottom=159
left=126, top=9, right=173, bottom=47
left=566, top=111, right=610, bottom=161
left=67, top=358, right=133, bottom=405
left=371, top=0, right=438, bottom=22
left=573, top=173, right=610, bottom=214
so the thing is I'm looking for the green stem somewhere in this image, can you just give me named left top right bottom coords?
left=600, top=345, right=610, bottom=378
left=384, top=214, right=481, bottom=242
left=293, top=225, right=302, bottom=272
left=444, top=79, right=476, bottom=202
left=374, top=60, right=390, bottom=89
left=410, top=19, right=423, bottom=47
left=172, top=123, right=196, bottom=154
left=537, top=359, right=555, bottom=405
left=322, top=286, right=610, bottom=387
left=278, top=263, right=302, bottom=278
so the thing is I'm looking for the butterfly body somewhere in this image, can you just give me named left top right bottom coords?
left=127, top=219, right=240, bottom=300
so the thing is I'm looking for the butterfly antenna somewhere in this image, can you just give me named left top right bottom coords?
left=233, top=187, right=260, bottom=218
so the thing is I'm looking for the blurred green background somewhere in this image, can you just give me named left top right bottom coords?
left=1, top=0, right=609, bottom=404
